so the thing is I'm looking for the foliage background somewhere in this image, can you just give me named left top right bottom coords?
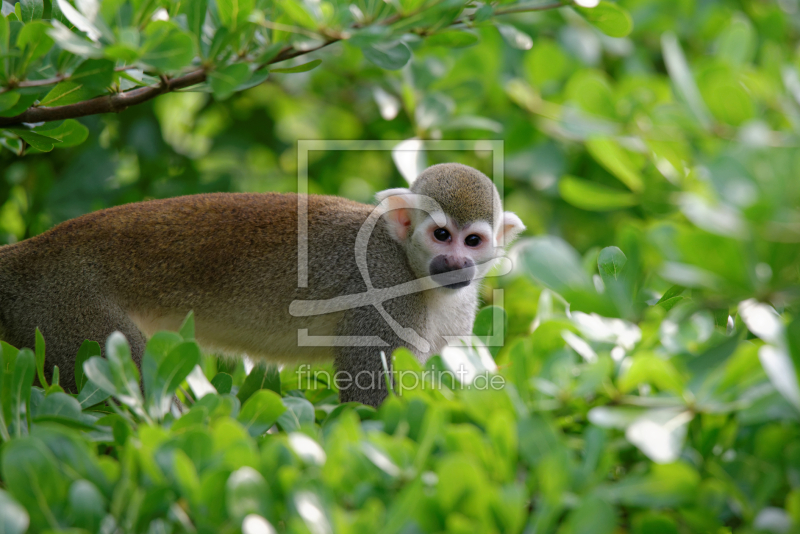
left=2, top=0, right=800, bottom=533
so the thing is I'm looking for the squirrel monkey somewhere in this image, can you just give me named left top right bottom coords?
left=0, top=163, right=524, bottom=406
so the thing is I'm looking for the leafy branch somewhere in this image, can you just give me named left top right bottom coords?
left=0, top=0, right=580, bottom=136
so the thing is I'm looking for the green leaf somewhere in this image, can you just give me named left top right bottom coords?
left=496, top=23, right=532, bottom=50
left=425, top=30, right=479, bottom=48
left=48, top=19, right=104, bottom=58
left=141, top=21, right=195, bottom=72
left=564, top=495, right=617, bottom=534
left=210, top=63, right=251, bottom=100
left=34, top=327, right=47, bottom=388
left=8, top=129, right=60, bottom=152
left=15, top=21, right=53, bottom=67
left=68, top=480, right=105, bottom=532
left=43, top=61, right=114, bottom=103
left=105, top=332, right=142, bottom=408
left=34, top=391, right=84, bottom=424
left=18, top=0, right=43, bottom=22
left=697, top=65, right=755, bottom=126
left=0, top=93, right=38, bottom=118
left=82, top=357, right=117, bottom=397
left=39, top=81, right=92, bottom=107
left=0, top=489, right=29, bottom=534
left=362, top=42, right=411, bottom=70
left=237, top=362, right=281, bottom=403
left=602, top=462, right=699, bottom=507
left=10, top=348, right=35, bottom=435
left=270, top=59, right=322, bottom=74
left=226, top=466, right=269, bottom=521
left=211, top=372, right=233, bottom=394
left=1, top=436, right=64, bottom=530
left=237, top=389, right=286, bottom=437
left=618, top=355, right=685, bottom=394
left=149, top=341, right=201, bottom=417
left=217, top=0, right=255, bottom=30
left=236, top=70, right=270, bottom=91
left=585, top=138, right=644, bottom=192
left=277, top=396, right=315, bottom=432
left=598, top=246, right=627, bottom=279
left=559, top=176, right=638, bottom=211
left=575, top=1, right=634, bottom=38
left=33, top=120, right=90, bottom=148
left=180, top=0, right=208, bottom=40
left=0, top=91, right=20, bottom=113
left=526, top=38, right=572, bottom=88
left=179, top=311, right=196, bottom=340
left=76, top=378, right=110, bottom=407
left=715, top=14, right=755, bottom=66
left=518, top=236, right=592, bottom=293
left=280, top=0, right=317, bottom=30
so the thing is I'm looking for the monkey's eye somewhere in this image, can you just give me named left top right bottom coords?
left=465, top=234, right=482, bottom=247
left=433, top=228, right=450, bottom=242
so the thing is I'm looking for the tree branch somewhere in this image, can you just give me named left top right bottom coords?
left=0, top=69, right=206, bottom=127
left=0, top=2, right=563, bottom=129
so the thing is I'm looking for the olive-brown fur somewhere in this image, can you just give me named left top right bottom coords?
left=0, top=193, right=423, bottom=404
left=410, top=163, right=500, bottom=226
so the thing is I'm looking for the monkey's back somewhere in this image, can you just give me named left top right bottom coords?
left=0, top=193, right=418, bottom=362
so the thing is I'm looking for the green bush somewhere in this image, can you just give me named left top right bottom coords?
left=3, top=0, right=800, bottom=532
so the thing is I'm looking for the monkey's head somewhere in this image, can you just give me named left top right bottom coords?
left=375, top=163, right=525, bottom=290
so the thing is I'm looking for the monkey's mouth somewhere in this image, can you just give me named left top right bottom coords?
left=429, top=256, right=475, bottom=290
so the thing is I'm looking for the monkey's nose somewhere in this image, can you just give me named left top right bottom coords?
left=429, top=255, right=475, bottom=289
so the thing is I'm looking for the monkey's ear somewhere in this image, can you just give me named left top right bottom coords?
left=376, top=188, right=416, bottom=241
left=497, top=212, right=525, bottom=246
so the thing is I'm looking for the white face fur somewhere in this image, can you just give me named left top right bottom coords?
left=376, top=188, right=525, bottom=290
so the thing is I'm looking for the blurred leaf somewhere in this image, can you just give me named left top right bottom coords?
left=237, top=389, right=286, bottom=437
left=598, top=246, right=627, bottom=279
left=559, top=175, right=638, bottom=211
left=238, top=362, right=281, bottom=403
left=602, top=463, right=699, bottom=507
left=0, top=489, right=29, bottom=534
left=425, top=30, right=479, bottom=48
left=217, top=0, right=255, bottom=30
left=211, top=372, right=233, bottom=394
left=280, top=0, right=317, bottom=29
left=496, top=23, right=532, bottom=50
left=68, top=480, right=105, bottom=532
left=362, top=41, right=411, bottom=70
left=141, top=21, right=195, bottom=72
left=564, top=495, right=617, bottom=534
left=18, top=0, right=43, bottom=22
left=278, top=396, right=315, bottom=431
left=0, top=91, right=20, bottom=112
left=210, top=63, right=251, bottom=100
left=518, top=236, right=592, bottom=293
left=575, top=2, right=633, bottom=38
left=585, top=138, right=644, bottom=192
left=270, top=59, right=322, bottom=74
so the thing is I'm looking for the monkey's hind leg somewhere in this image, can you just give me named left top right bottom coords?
left=0, top=292, right=146, bottom=394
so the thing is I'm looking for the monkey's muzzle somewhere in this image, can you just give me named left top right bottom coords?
left=429, top=255, right=476, bottom=289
